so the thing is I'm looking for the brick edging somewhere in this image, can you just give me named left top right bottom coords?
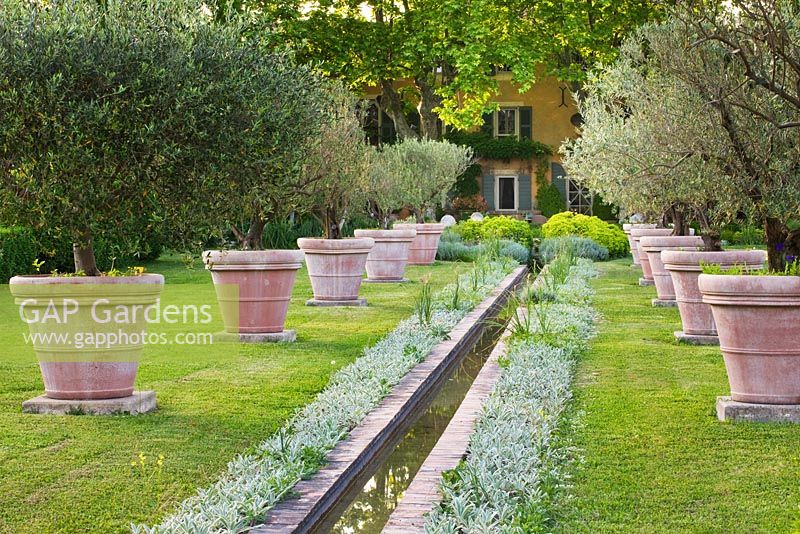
left=252, top=265, right=528, bottom=533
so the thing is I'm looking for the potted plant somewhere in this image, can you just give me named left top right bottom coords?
left=354, top=144, right=417, bottom=282
left=639, top=235, right=704, bottom=306
left=623, top=223, right=656, bottom=266
left=392, top=138, right=473, bottom=265
left=297, top=86, right=375, bottom=305
left=201, top=55, right=329, bottom=338
left=1, top=2, right=247, bottom=399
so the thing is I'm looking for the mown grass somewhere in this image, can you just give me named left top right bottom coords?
left=560, top=259, right=800, bottom=533
left=0, top=255, right=471, bottom=533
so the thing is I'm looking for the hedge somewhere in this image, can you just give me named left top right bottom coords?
left=536, top=182, right=565, bottom=218
left=455, top=216, right=536, bottom=248
left=542, top=212, right=628, bottom=257
left=0, top=227, right=37, bottom=282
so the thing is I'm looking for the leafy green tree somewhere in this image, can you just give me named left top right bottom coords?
left=242, top=0, right=663, bottom=135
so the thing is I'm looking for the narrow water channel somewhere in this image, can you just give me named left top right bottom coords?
left=327, top=326, right=501, bottom=534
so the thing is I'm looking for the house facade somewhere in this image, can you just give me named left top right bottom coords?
left=363, top=72, right=597, bottom=220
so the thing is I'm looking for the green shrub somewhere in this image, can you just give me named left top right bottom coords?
left=720, top=223, right=765, bottom=246
left=437, top=241, right=479, bottom=262
left=542, top=212, right=628, bottom=257
left=538, top=236, right=609, bottom=263
left=536, top=183, right=565, bottom=218
left=451, top=164, right=482, bottom=198
left=0, top=227, right=37, bottom=282
left=454, top=216, right=535, bottom=247
left=591, top=195, right=619, bottom=221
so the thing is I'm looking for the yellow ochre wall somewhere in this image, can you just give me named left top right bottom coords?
left=363, top=73, right=580, bottom=210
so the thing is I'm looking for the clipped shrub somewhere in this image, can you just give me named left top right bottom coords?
left=451, top=163, right=482, bottom=198
left=440, top=228, right=464, bottom=244
left=536, top=182, right=565, bottom=218
left=455, top=216, right=535, bottom=247
left=542, top=212, right=628, bottom=257
left=0, top=227, right=37, bottom=282
left=498, top=240, right=530, bottom=264
left=437, top=241, right=479, bottom=262
left=437, top=237, right=530, bottom=264
left=538, top=236, right=609, bottom=263
left=591, top=194, right=619, bottom=221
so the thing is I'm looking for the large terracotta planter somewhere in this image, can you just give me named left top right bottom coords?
left=623, top=223, right=656, bottom=266
left=393, top=223, right=444, bottom=265
left=353, top=228, right=416, bottom=282
left=10, top=274, right=164, bottom=400
left=639, top=235, right=704, bottom=303
left=203, top=250, right=304, bottom=334
left=630, top=228, right=674, bottom=284
left=297, top=237, right=374, bottom=304
left=663, top=250, right=767, bottom=338
left=699, top=274, right=800, bottom=404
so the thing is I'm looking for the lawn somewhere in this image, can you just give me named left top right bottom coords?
left=0, top=255, right=471, bottom=533
left=560, top=259, right=800, bottom=533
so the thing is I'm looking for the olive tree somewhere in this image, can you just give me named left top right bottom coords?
left=391, top=139, right=473, bottom=223
left=367, top=145, right=416, bottom=229
left=564, top=19, right=800, bottom=266
left=302, top=85, right=373, bottom=239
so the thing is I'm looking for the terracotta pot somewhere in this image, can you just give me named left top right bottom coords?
left=297, top=237, right=374, bottom=301
left=699, top=274, right=800, bottom=404
left=640, top=236, right=704, bottom=301
left=203, top=250, right=304, bottom=334
left=353, top=228, right=417, bottom=281
left=9, top=274, right=164, bottom=400
left=663, top=250, right=767, bottom=337
left=623, top=223, right=656, bottom=266
left=393, top=223, right=445, bottom=265
left=630, top=228, right=674, bottom=281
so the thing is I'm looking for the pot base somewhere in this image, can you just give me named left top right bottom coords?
left=651, top=298, right=677, bottom=308
left=674, top=331, right=719, bottom=346
left=214, top=330, right=296, bottom=343
left=306, top=298, right=367, bottom=307
left=363, top=278, right=409, bottom=283
left=23, top=390, right=156, bottom=416
left=716, top=396, right=800, bottom=423
left=639, top=278, right=655, bottom=286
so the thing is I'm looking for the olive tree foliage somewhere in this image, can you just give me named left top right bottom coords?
left=0, top=0, right=331, bottom=274
left=367, top=146, right=414, bottom=229
left=302, top=85, right=373, bottom=239
left=563, top=19, right=800, bottom=265
left=388, top=139, right=473, bottom=223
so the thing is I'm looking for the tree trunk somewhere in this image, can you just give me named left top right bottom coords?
left=665, top=206, right=689, bottom=236
left=324, top=208, right=341, bottom=239
left=232, top=212, right=265, bottom=250
left=413, top=207, right=424, bottom=224
left=73, top=238, right=101, bottom=276
left=380, top=80, right=418, bottom=140
left=700, top=230, right=723, bottom=252
left=765, top=217, right=788, bottom=272
left=416, top=77, right=441, bottom=140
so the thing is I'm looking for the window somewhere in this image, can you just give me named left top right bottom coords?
left=495, top=108, right=518, bottom=137
left=494, top=175, right=518, bottom=211
left=567, top=178, right=593, bottom=214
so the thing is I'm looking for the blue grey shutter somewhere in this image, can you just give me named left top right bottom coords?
left=518, top=174, right=532, bottom=210
left=482, top=174, right=494, bottom=210
left=551, top=162, right=568, bottom=209
left=519, top=107, right=533, bottom=140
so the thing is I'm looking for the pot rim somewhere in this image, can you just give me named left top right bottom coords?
left=203, top=249, right=304, bottom=270
left=353, top=228, right=417, bottom=240
left=297, top=236, right=374, bottom=253
left=393, top=222, right=445, bottom=234
left=629, top=228, right=674, bottom=238
left=639, top=235, right=704, bottom=252
left=662, top=249, right=767, bottom=272
left=699, top=273, right=800, bottom=305
left=10, top=273, right=164, bottom=285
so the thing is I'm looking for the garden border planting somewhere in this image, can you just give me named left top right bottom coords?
left=252, top=265, right=526, bottom=532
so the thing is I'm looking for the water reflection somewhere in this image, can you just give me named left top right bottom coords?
left=332, top=330, right=497, bottom=533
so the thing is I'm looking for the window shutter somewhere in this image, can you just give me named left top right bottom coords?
left=481, top=112, right=494, bottom=135
left=518, top=174, right=532, bottom=210
left=519, top=107, right=533, bottom=140
left=482, top=174, right=494, bottom=210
